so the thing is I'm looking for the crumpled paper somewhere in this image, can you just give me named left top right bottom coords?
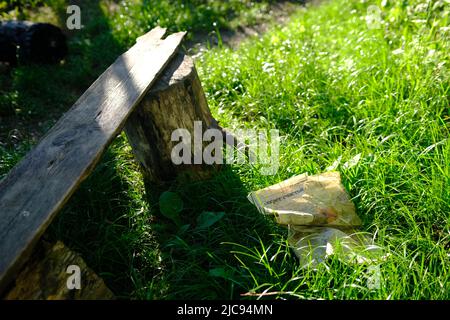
left=248, top=172, right=384, bottom=267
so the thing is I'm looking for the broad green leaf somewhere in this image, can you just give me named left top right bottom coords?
left=159, top=191, right=183, bottom=225
left=196, top=211, right=225, bottom=230
left=209, top=267, right=235, bottom=281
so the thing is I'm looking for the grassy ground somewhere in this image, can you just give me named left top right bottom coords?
left=1, top=0, right=449, bottom=299
left=196, top=0, right=450, bottom=299
left=0, top=0, right=280, bottom=144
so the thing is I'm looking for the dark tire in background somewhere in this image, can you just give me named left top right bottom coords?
left=0, top=21, right=67, bottom=65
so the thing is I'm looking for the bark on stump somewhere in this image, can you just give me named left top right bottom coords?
left=125, top=52, right=219, bottom=183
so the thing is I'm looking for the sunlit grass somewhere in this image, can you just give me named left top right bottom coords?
left=1, top=0, right=448, bottom=299
left=194, top=0, right=449, bottom=299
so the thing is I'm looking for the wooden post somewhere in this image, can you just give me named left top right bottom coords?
left=0, top=28, right=187, bottom=294
left=124, top=52, right=220, bottom=183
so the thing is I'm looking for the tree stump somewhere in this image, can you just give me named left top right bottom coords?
left=2, top=240, right=114, bottom=300
left=124, top=52, right=220, bottom=183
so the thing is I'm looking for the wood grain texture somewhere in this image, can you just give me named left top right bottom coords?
left=0, top=27, right=186, bottom=293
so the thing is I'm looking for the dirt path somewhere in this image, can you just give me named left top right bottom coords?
left=187, top=1, right=303, bottom=58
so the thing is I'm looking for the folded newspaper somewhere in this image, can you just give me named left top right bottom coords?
left=248, top=172, right=384, bottom=267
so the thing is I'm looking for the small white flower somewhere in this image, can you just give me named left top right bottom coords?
left=262, top=62, right=275, bottom=74
left=392, top=48, right=404, bottom=55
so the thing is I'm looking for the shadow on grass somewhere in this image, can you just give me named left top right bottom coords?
left=35, top=1, right=275, bottom=299
left=3, top=0, right=135, bottom=297
left=1, top=0, right=290, bottom=300
left=48, top=153, right=278, bottom=299
left=0, top=0, right=124, bottom=146
left=47, top=143, right=141, bottom=297
left=142, top=167, right=279, bottom=300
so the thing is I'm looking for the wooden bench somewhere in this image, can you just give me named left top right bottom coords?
left=0, top=27, right=217, bottom=294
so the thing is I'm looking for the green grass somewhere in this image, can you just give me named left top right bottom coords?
left=1, top=0, right=449, bottom=299
left=0, top=0, right=278, bottom=143
left=195, top=0, right=450, bottom=299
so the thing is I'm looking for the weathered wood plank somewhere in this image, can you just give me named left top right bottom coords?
left=0, top=27, right=186, bottom=293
